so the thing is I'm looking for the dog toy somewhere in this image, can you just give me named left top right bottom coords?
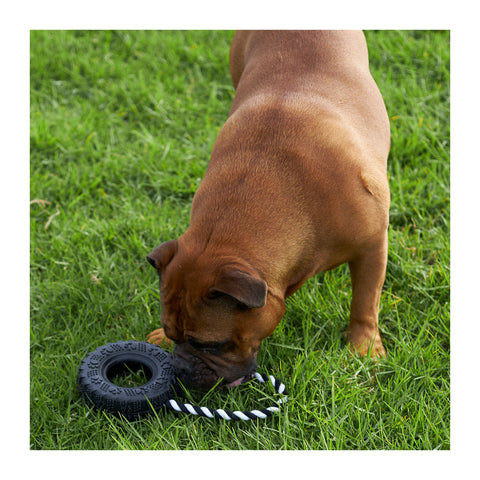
left=77, top=340, right=287, bottom=421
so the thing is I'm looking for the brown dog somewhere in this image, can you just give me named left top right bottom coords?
left=147, top=31, right=390, bottom=390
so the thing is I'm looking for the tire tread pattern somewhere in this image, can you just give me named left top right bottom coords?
left=77, top=341, right=175, bottom=420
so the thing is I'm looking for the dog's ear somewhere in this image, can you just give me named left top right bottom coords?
left=146, top=240, right=177, bottom=272
left=214, top=268, right=267, bottom=309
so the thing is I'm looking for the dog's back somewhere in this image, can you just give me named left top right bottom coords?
left=190, top=31, right=390, bottom=290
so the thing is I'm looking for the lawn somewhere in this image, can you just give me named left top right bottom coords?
left=30, top=30, right=450, bottom=450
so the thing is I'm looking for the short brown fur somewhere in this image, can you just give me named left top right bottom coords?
left=147, top=31, right=390, bottom=390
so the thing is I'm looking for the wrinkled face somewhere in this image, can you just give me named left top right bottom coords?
left=147, top=239, right=285, bottom=390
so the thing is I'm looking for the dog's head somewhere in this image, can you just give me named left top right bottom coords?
left=147, top=238, right=285, bottom=390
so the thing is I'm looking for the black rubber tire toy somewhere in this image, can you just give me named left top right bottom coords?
left=77, top=341, right=176, bottom=421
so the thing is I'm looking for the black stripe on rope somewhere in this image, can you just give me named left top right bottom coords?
left=163, top=372, right=288, bottom=421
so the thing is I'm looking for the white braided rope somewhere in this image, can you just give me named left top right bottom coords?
left=163, top=372, right=288, bottom=421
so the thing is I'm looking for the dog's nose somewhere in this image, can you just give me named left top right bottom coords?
left=172, top=353, right=193, bottom=378
left=172, top=347, right=221, bottom=390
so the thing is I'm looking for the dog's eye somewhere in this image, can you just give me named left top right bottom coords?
left=187, top=338, right=204, bottom=350
left=186, top=336, right=228, bottom=355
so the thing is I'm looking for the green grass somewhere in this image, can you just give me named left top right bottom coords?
left=30, top=30, right=450, bottom=450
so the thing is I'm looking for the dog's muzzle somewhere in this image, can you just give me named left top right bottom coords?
left=173, top=344, right=257, bottom=391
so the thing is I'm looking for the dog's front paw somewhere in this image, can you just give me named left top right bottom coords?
left=345, top=325, right=386, bottom=358
left=147, top=328, right=173, bottom=349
